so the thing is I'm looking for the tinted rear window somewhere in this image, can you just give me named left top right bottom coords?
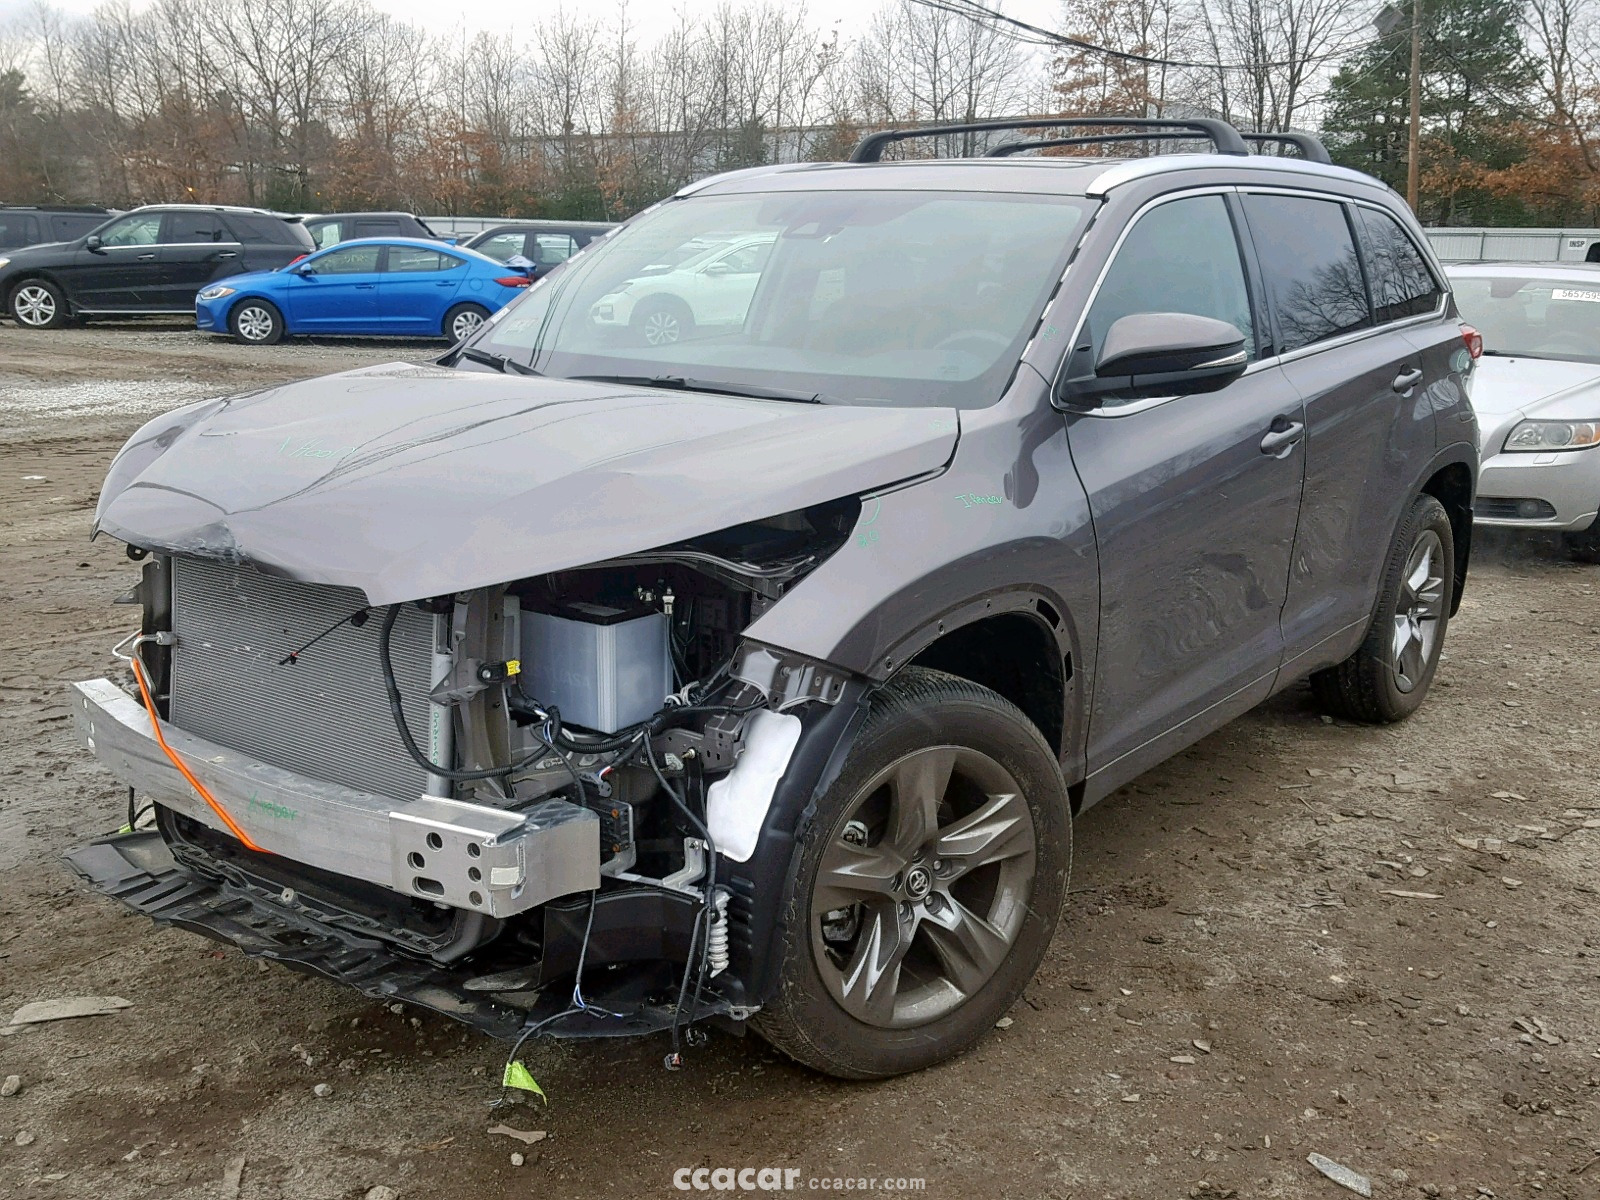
left=231, top=213, right=315, bottom=249
left=0, top=213, right=39, bottom=247
left=164, top=211, right=228, bottom=243
left=1242, top=194, right=1371, bottom=353
left=1353, top=207, right=1442, bottom=323
left=53, top=214, right=103, bottom=241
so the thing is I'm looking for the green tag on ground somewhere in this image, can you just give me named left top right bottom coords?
left=502, top=1060, right=547, bottom=1102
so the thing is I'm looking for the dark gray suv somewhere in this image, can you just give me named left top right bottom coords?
left=66, top=118, right=1478, bottom=1080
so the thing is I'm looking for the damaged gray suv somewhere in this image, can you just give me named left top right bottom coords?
left=67, top=118, right=1480, bottom=1079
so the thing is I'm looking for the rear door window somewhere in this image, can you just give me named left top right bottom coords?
left=1353, top=207, right=1443, bottom=323
left=354, top=219, right=402, bottom=239
left=475, top=232, right=528, bottom=262
left=53, top=214, right=97, bottom=241
left=1242, top=194, right=1371, bottom=353
left=162, top=212, right=228, bottom=243
left=1083, top=193, right=1256, bottom=366
left=532, top=234, right=579, bottom=266
left=388, top=246, right=462, bottom=272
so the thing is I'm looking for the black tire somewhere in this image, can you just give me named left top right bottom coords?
left=1562, top=515, right=1600, bottom=564
left=9, top=278, right=69, bottom=329
left=631, top=297, right=694, bottom=346
left=1312, top=493, right=1455, bottom=723
left=229, top=298, right=284, bottom=345
left=442, top=302, right=489, bottom=343
left=754, top=667, right=1071, bottom=1079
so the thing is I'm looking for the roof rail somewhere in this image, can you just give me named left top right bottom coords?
left=848, top=116, right=1250, bottom=163
left=0, top=203, right=112, bottom=213
left=1240, top=132, right=1332, bottom=164
left=987, top=131, right=1231, bottom=157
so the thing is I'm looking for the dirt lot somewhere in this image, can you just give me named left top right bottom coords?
left=1, top=320, right=1597, bottom=1200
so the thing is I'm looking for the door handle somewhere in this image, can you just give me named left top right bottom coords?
left=137, top=253, right=156, bottom=260
left=216, top=251, right=238, bottom=259
left=355, top=283, right=376, bottom=290
left=1260, top=418, right=1305, bottom=457
left=1392, top=366, right=1424, bottom=393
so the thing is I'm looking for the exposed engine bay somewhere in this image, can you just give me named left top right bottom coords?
left=71, top=497, right=864, bottom=1054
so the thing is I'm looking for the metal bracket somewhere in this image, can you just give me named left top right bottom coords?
left=387, top=796, right=599, bottom=918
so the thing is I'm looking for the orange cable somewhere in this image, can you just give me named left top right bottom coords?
left=129, top=651, right=269, bottom=854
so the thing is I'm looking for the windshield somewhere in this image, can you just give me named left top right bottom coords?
left=1450, top=274, right=1600, bottom=364
left=464, top=189, right=1094, bottom=407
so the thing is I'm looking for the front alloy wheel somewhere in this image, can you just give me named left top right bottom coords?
left=12, top=282, right=66, bottom=329
left=811, top=745, right=1037, bottom=1028
left=755, top=667, right=1070, bottom=1078
left=233, top=304, right=278, bottom=344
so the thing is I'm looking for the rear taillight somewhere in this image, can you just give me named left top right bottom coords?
left=494, top=275, right=532, bottom=288
left=287, top=253, right=307, bottom=266
left=1461, top=324, right=1483, bottom=360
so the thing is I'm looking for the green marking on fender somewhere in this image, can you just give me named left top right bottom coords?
left=277, top=436, right=356, bottom=461
left=247, top=794, right=299, bottom=821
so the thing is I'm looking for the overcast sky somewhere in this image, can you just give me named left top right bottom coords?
left=1, top=0, right=1067, bottom=44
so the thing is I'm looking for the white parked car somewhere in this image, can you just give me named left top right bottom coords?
left=1448, top=263, right=1600, bottom=561
left=589, top=234, right=775, bottom=345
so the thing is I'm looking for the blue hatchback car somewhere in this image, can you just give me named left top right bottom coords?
left=195, top=237, right=530, bottom=345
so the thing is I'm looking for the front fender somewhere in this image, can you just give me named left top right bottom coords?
left=742, top=372, right=1099, bottom=774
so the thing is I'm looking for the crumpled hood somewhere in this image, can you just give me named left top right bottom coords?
left=95, top=362, right=959, bottom=604
left=1469, top=356, right=1600, bottom=418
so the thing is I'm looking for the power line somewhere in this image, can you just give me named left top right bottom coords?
left=908, top=0, right=1373, bottom=75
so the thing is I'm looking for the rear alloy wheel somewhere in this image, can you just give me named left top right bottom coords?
left=230, top=300, right=283, bottom=345
left=1312, top=493, right=1455, bottom=723
left=443, top=303, right=489, bottom=343
left=755, top=668, right=1071, bottom=1078
left=11, top=280, right=68, bottom=329
left=632, top=298, right=693, bottom=347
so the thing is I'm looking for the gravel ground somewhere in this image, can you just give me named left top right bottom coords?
left=1, top=321, right=1597, bottom=1200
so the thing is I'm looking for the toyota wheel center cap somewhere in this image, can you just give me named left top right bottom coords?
left=905, top=865, right=933, bottom=900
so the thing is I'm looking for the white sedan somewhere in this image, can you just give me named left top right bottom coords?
left=1448, top=263, right=1600, bottom=561
left=589, top=234, right=775, bottom=345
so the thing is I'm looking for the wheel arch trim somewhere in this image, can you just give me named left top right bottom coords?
left=1417, top=441, right=1477, bottom=617
left=6, top=272, right=68, bottom=313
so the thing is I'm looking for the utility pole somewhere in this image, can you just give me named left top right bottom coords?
left=1406, top=0, right=1423, bottom=213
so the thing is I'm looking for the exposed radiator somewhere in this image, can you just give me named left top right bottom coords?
left=168, top=557, right=437, bottom=801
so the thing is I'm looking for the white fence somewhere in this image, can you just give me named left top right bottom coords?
left=1424, top=228, right=1600, bottom=263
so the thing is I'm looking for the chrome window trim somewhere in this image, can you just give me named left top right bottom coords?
left=1235, top=186, right=1448, bottom=355
left=92, top=241, right=245, bottom=250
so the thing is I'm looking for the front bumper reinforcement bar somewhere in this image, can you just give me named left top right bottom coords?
left=69, top=677, right=599, bottom=918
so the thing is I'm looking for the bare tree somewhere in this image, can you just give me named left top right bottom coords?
left=1193, top=0, right=1359, bottom=132
left=853, top=0, right=1036, bottom=155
